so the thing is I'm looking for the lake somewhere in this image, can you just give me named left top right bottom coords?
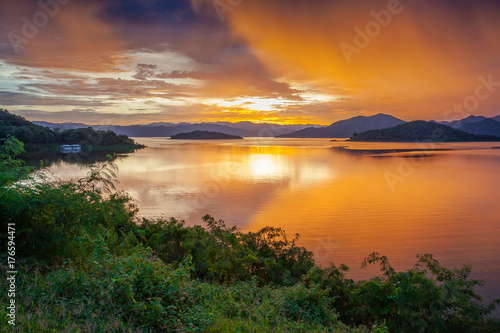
left=48, top=138, right=500, bottom=311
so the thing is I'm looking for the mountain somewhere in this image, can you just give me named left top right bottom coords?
left=33, top=121, right=321, bottom=137
left=206, top=121, right=322, bottom=136
left=277, top=114, right=405, bottom=138
left=350, top=121, right=500, bottom=142
left=439, top=115, right=500, bottom=136
left=493, top=115, right=500, bottom=122
left=170, top=131, right=243, bottom=140
left=458, top=118, right=500, bottom=136
left=31, top=121, right=91, bottom=130
left=142, top=122, right=178, bottom=127
left=108, top=124, right=255, bottom=137
left=439, top=115, right=487, bottom=128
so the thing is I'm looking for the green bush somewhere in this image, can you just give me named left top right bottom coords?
left=48, top=239, right=214, bottom=331
left=202, top=278, right=364, bottom=333
left=0, top=136, right=33, bottom=186
left=0, top=159, right=138, bottom=267
left=1, top=244, right=214, bottom=332
left=137, top=215, right=315, bottom=286
left=304, top=253, right=500, bottom=332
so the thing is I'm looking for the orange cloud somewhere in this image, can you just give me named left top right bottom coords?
left=191, top=0, right=500, bottom=119
left=2, top=1, right=129, bottom=72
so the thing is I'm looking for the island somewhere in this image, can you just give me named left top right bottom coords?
left=170, top=130, right=243, bottom=140
left=350, top=121, right=500, bottom=142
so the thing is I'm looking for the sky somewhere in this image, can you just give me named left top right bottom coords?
left=1, top=0, right=500, bottom=125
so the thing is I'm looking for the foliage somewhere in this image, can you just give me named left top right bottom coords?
left=204, top=278, right=366, bottom=332
left=49, top=242, right=214, bottom=331
left=1, top=244, right=214, bottom=332
left=0, top=135, right=33, bottom=186
left=0, top=108, right=141, bottom=147
left=0, top=108, right=57, bottom=144
left=139, top=215, right=315, bottom=286
left=57, top=127, right=136, bottom=146
left=304, top=252, right=500, bottom=332
left=1, top=136, right=499, bottom=332
left=0, top=140, right=138, bottom=267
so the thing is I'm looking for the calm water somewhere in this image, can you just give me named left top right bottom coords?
left=48, top=138, right=500, bottom=312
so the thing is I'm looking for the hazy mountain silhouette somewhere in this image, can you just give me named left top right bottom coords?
left=458, top=119, right=500, bottom=136
left=277, top=114, right=404, bottom=138
left=439, top=115, right=487, bottom=128
left=31, top=114, right=500, bottom=139
left=33, top=121, right=91, bottom=130
left=33, top=121, right=320, bottom=137
left=439, top=115, right=500, bottom=136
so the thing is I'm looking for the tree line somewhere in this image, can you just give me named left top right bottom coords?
left=0, top=108, right=136, bottom=146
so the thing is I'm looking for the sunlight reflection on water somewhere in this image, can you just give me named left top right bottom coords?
left=47, top=138, right=500, bottom=314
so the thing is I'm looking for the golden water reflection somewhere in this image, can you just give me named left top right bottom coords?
left=48, top=138, right=500, bottom=309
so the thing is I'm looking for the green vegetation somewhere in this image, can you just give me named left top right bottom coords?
left=1, top=136, right=500, bottom=332
left=350, top=121, right=500, bottom=142
left=0, top=108, right=145, bottom=152
left=170, top=131, right=243, bottom=140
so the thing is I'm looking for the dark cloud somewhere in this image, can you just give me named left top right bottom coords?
left=0, top=90, right=110, bottom=107
left=19, top=77, right=194, bottom=100
left=155, top=70, right=208, bottom=79
left=133, top=63, right=159, bottom=80
left=97, top=0, right=196, bottom=25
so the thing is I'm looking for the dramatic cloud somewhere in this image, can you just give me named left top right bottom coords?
left=1, top=0, right=500, bottom=124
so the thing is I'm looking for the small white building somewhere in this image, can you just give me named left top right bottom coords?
left=70, top=144, right=81, bottom=152
left=60, top=144, right=81, bottom=153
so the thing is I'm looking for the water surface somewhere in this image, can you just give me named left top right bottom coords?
left=48, top=138, right=500, bottom=312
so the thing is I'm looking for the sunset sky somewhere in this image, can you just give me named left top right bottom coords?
left=1, top=0, right=500, bottom=125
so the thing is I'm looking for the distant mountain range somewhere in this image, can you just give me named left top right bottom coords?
left=350, top=120, right=500, bottom=142
left=33, top=113, right=500, bottom=139
left=33, top=121, right=322, bottom=138
left=438, top=115, right=500, bottom=136
left=277, top=114, right=405, bottom=138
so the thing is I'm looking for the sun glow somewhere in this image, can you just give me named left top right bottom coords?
left=249, top=154, right=284, bottom=178
left=213, top=97, right=296, bottom=112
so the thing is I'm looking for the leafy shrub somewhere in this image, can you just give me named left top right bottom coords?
left=203, top=278, right=363, bottom=333
left=48, top=238, right=214, bottom=331
left=306, top=252, right=500, bottom=332
left=137, top=215, right=315, bottom=286
left=0, top=152, right=138, bottom=266
left=0, top=136, right=33, bottom=186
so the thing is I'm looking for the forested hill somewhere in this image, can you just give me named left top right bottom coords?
left=350, top=121, right=500, bottom=142
left=0, top=108, right=141, bottom=146
left=170, top=131, right=243, bottom=140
